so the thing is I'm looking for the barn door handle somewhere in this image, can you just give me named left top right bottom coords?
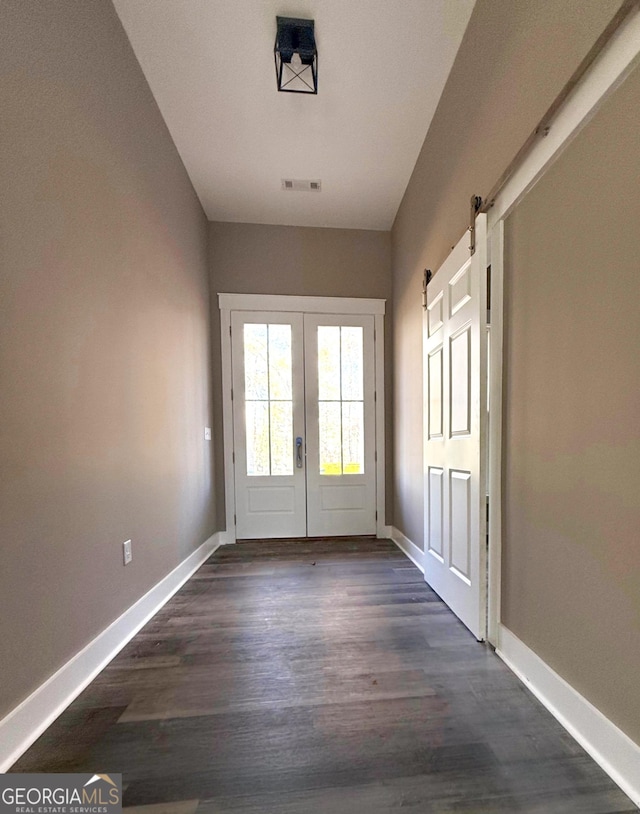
left=296, top=437, right=304, bottom=468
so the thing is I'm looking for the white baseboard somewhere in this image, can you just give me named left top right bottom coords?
left=218, top=530, right=236, bottom=545
left=497, top=625, right=640, bottom=809
left=0, top=531, right=226, bottom=772
left=375, top=531, right=639, bottom=808
left=389, top=526, right=424, bottom=573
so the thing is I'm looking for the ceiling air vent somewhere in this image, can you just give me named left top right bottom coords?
left=281, top=178, right=321, bottom=192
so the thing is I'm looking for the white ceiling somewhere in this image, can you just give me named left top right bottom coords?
left=113, top=0, right=475, bottom=231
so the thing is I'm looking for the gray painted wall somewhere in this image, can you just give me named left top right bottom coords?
left=0, top=1, right=216, bottom=718
left=503, top=63, right=640, bottom=745
left=208, top=222, right=392, bottom=528
left=3, top=0, right=637, bottom=761
left=391, top=0, right=621, bottom=549
left=391, top=0, right=638, bottom=747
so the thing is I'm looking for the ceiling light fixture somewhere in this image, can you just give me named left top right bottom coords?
left=274, top=17, right=317, bottom=94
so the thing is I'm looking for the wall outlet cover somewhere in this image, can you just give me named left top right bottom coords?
left=204, top=427, right=212, bottom=440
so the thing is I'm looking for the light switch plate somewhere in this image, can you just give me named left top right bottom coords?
left=204, top=427, right=212, bottom=441
left=123, top=539, right=132, bottom=565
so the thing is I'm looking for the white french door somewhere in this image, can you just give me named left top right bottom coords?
left=304, top=314, right=376, bottom=537
left=230, top=307, right=378, bottom=539
left=423, top=214, right=488, bottom=640
left=231, top=311, right=306, bottom=538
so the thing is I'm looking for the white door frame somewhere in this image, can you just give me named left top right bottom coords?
left=486, top=6, right=640, bottom=646
left=219, top=293, right=387, bottom=543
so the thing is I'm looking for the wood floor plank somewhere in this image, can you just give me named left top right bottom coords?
left=10, top=538, right=635, bottom=813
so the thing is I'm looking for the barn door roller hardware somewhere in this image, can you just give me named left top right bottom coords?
left=469, top=195, right=483, bottom=255
left=478, top=0, right=638, bottom=213
left=422, top=269, right=432, bottom=309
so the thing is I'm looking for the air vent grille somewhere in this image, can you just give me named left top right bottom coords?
left=281, top=178, right=321, bottom=192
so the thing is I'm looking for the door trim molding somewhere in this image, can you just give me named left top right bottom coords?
left=218, top=294, right=387, bottom=541
left=218, top=293, right=385, bottom=315
left=486, top=220, right=504, bottom=647
left=374, top=313, right=386, bottom=537
left=220, top=304, right=236, bottom=543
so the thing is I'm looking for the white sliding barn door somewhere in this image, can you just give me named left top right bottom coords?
left=423, top=215, right=488, bottom=640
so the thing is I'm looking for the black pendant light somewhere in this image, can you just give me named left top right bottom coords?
left=274, top=17, right=318, bottom=94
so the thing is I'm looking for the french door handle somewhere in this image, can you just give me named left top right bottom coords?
left=296, top=437, right=304, bottom=469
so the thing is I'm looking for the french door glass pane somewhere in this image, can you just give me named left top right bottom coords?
left=244, top=324, right=268, bottom=399
left=245, top=401, right=270, bottom=475
left=244, top=323, right=293, bottom=476
left=317, top=325, right=364, bottom=475
left=318, top=326, right=341, bottom=400
left=268, top=324, right=293, bottom=399
left=342, top=401, right=364, bottom=473
left=270, top=401, right=293, bottom=475
left=341, top=327, right=363, bottom=400
left=319, top=402, right=342, bottom=475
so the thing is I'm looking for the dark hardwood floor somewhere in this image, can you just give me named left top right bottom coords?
left=12, top=538, right=636, bottom=813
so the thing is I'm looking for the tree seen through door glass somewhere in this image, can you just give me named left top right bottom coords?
left=317, top=326, right=364, bottom=475
left=244, top=323, right=293, bottom=476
